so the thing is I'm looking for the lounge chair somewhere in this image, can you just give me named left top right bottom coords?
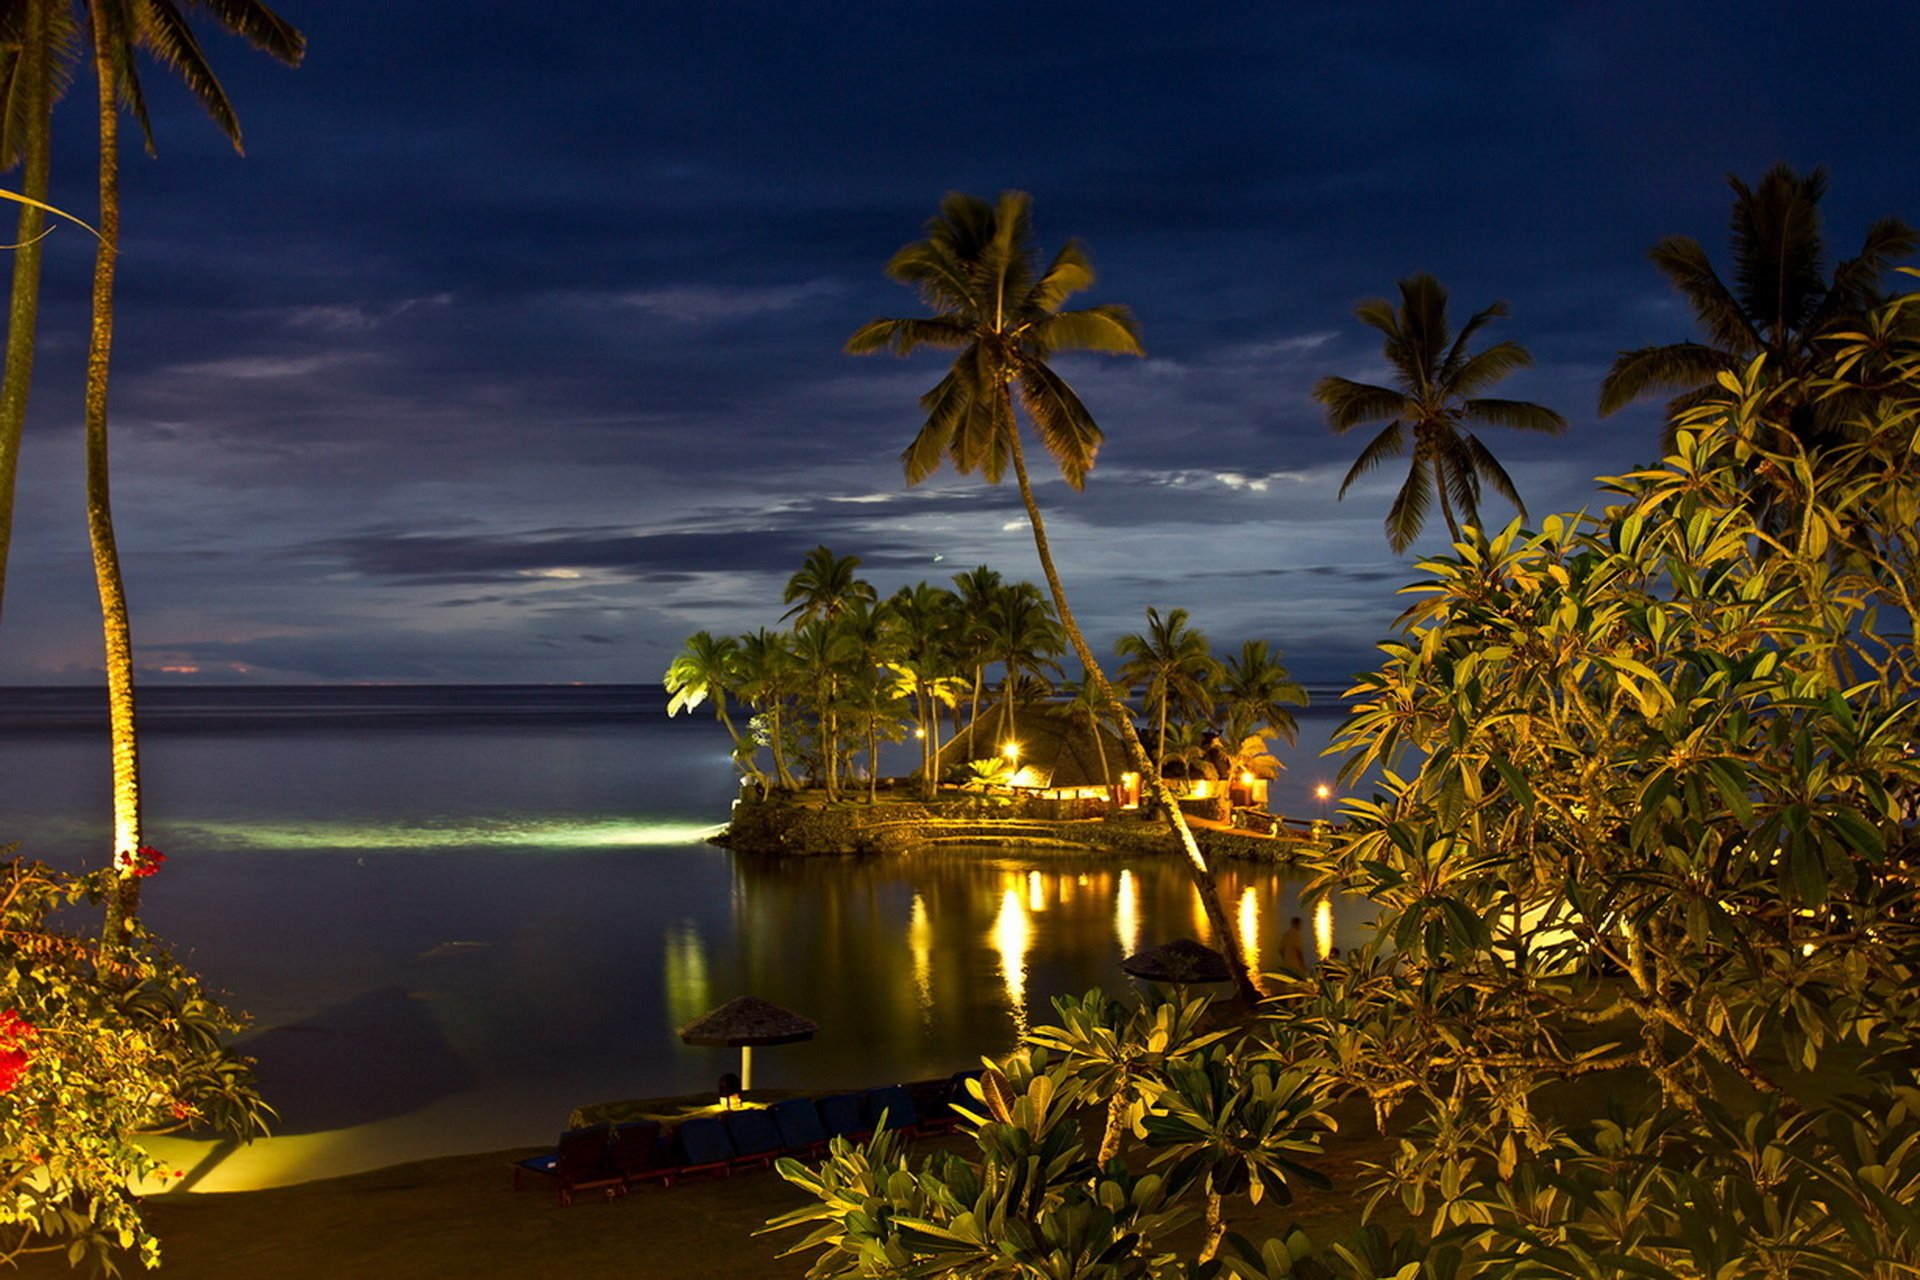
left=608, top=1120, right=676, bottom=1189
left=861, top=1084, right=920, bottom=1136
left=723, top=1107, right=784, bottom=1169
left=512, top=1123, right=625, bottom=1206
left=771, top=1096, right=827, bottom=1159
left=815, top=1092, right=869, bottom=1143
left=670, top=1115, right=737, bottom=1180
left=909, top=1071, right=977, bottom=1135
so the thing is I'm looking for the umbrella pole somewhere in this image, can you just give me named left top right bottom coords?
left=741, top=1044, right=753, bottom=1093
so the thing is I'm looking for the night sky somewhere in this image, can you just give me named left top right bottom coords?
left=1, top=1, right=1915, bottom=686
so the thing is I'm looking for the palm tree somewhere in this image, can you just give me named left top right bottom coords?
left=664, top=631, right=765, bottom=792
left=84, top=0, right=304, bottom=941
left=734, top=627, right=800, bottom=791
left=1115, top=607, right=1221, bottom=770
left=1599, top=164, right=1917, bottom=447
left=831, top=597, right=901, bottom=803
left=0, top=0, right=70, bottom=622
left=888, top=582, right=961, bottom=796
left=849, top=190, right=1260, bottom=1002
left=781, top=544, right=875, bottom=624
left=948, top=564, right=1002, bottom=758
left=1314, top=273, right=1566, bottom=553
left=1064, top=669, right=1116, bottom=789
left=987, top=580, right=1063, bottom=747
left=1219, top=640, right=1307, bottom=751
left=789, top=617, right=852, bottom=801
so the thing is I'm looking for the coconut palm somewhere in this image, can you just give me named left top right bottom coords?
left=734, top=627, right=800, bottom=791
left=987, top=581, right=1063, bottom=747
left=1219, top=640, right=1307, bottom=750
left=1115, top=607, right=1221, bottom=771
left=833, top=597, right=901, bottom=803
left=1314, top=273, right=1566, bottom=553
left=789, top=618, right=853, bottom=801
left=664, top=630, right=765, bottom=792
left=1599, top=164, right=1917, bottom=447
left=0, top=0, right=73, bottom=623
left=888, top=582, right=962, bottom=796
left=849, top=189, right=1260, bottom=1002
left=1063, top=669, right=1118, bottom=789
left=780, top=544, right=875, bottom=624
left=80, top=0, right=304, bottom=940
left=948, top=564, right=1002, bottom=758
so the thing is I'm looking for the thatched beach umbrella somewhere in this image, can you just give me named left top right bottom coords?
left=677, top=995, right=817, bottom=1092
left=1121, top=937, right=1232, bottom=985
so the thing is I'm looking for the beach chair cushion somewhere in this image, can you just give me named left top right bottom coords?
left=771, top=1097, right=827, bottom=1155
left=608, top=1120, right=674, bottom=1186
left=815, top=1093, right=867, bottom=1141
left=513, top=1124, right=622, bottom=1206
left=724, top=1107, right=784, bottom=1167
left=671, top=1116, right=737, bottom=1178
left=861, top=1084, right=919, bottom=1134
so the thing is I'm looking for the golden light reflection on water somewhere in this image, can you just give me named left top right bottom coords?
left=662, top=920, right=711, bottom=1029
left=1114, top=869, right=1140, bottom=956
left=1190, top=887, right=1209, bottom=941
left=1238, top=885, right=1261, bottom=977
left=909, top=894, right=934, bottom=1022
left=992, top=887, right=1031, bottom=1032
left=1314, top=899, right=1334, bottom=963
left=1028, top=870, right=1047, bottom=913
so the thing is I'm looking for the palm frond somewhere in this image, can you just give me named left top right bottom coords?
left=1439, top=300, right=1509, bottom=383
left=183, top=0, right=305, bottom=64
left=1016, top=361, right=1102, bottom=489
left=94, top=0, right=157, bottom=155
left=1031, top=304, right=1142, bottom=357
left=1384, top=456, right=1432, bottom=553
left=1445, top=339, right=1533, bottom=398
left=1029, top=239, right=1095, bottom=313
left=1336, top=421, right=1406, bottom=497
left=1460, top=431, right=1527, bottom=523
left=139, top=2, right=246, bottom=147
left=1462, top=397, right=1565, bottom=434
left=1598, top=342, right=1735, bottom=415
left=1816, top=216, right=1920, bottom=325
left=1728, top=164, right=1827, bottom=340
left=846, top=315, right=970, bottom=356
left=1436, top=435, right=1482, bottom=528
left=1312, top=376, right=1407, bottom=431
left=903, top=366, right=974, bottom=484
left=884, top=241, right=976, bottom=314
left=1396, top=274, right=1451, bottom=386
left=1648, top=235, right=1758, bottom=355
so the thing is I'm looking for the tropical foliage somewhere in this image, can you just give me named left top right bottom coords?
left=1599, top=162, right=1917, bottom=447
left=1314, top=273, right=1566, bottom=552
left=0, top=853, right=270, bottom=1272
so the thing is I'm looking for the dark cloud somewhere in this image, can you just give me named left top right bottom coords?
left=0, top=1, right=1913, bottom=683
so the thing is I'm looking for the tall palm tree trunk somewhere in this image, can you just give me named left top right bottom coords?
left=1086, top=705, right=1111, bottom=787
left=88, top=0, right=143, bottom=942
left=966, top=667, right=983, bottom=756
left=1003, top=415, right=1257, bottom=1003
left=766, top=703, right=797, bottom=790
left=0, top=0, right=52, bottom=623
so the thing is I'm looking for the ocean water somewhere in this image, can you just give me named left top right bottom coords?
left=0, top=685, right=1369, bottom=1190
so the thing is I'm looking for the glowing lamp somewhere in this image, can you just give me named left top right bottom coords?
left=1002, top=741, right=1020, bottom=762
left=1314, top=784, right=1332, bottom=801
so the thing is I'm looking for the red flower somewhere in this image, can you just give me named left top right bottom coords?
left=0, top=1045, right=27, bottom=1094
left=0, top=1009, right=32, bottom=1043
left=116, top=846, right=167, bottom=877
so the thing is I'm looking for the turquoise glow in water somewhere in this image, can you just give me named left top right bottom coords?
left=0, top=686, right=1369, bottom=1190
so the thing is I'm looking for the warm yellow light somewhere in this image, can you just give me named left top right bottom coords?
left=1240, top=771, right=1255, bottom=786
left=1002, top=741, right=1020, bottom=762
left=1314, top=784, right=1332, bottom=801
left=913, top=727, right=925, bottom=739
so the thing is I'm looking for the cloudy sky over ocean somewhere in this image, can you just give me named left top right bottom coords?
left=1, top=0, right=1915, bottom=685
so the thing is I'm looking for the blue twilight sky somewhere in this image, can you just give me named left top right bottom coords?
left=0, top=1, right=1915, bottom=686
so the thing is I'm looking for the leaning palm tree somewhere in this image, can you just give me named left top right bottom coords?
left=849, top=189, right=1260, bottom=1002
left=1314, top=273, right=1566, bottom=553
left=1599, top=164, right=1917, bottom=447
left=664, top=631, right=765, bottom=792
left=1115, top=607, right=1221, bottom=770
left=83, top=0, right=304, bottom=940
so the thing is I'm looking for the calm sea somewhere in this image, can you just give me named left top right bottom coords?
left=0, top=685, right=1370, bottom=1190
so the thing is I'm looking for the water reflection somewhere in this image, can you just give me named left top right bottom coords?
left=662, top=920, right=711, bottom=1029
left=992, top=887, right=1032, bottom=1032
left=1314, top=899, right=1335, bottom=964
left=1238, top=885, right=1261, bottom=977
left=909, top=894, right=934, bottom=1023
left=1115, top=868, right=1140, bottom=956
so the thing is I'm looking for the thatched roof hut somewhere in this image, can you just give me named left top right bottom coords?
left=677, top=996, right=818, bottom=1047
left=935, top=702, right=1130, bottom=788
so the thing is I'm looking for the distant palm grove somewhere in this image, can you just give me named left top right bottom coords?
left=664, top=544, right=1307, bottom=806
